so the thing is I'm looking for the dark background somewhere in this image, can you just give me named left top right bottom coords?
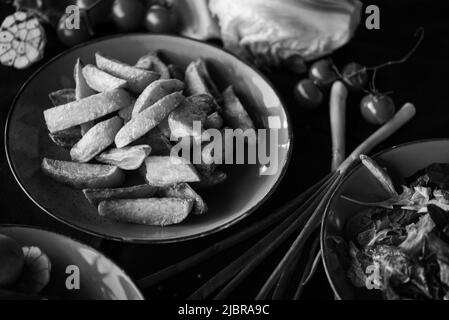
left=0, top=0, right=448, bottom=299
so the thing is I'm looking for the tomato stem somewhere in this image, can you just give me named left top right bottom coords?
left=347, top=27, right=425, bottom=93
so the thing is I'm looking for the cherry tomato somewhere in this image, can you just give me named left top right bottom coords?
left=57, top=13, right=92, bottom=47
left=294, top=79, right=324, bottom=109
left=342, top=62, right=368, bottom=91
left=308, top=59, right=338, bottom=88
left=360, top=93, right=395, bottom=125
left=144, top=5, right=177, bottom=34
left=77, top=0, right=112, bottom=27
left=112, top=0, right=145, bottom=32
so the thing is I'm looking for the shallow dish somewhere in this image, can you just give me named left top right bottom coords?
left=5, top=34, right=292, bottom=243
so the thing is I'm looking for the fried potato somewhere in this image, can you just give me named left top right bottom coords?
left=185, top=61, right=209, bottom=96
left=115, top=92, right=185, bottom=148
left=98, top=198, right=193, bottom=226
left=222, top=86, right=255, bottom=131
left=47, top=89, right=81, bottom=147
left=135, top=52, right=170, bottom=79
left=168, top=64, right=184, bottom=81
left=158, top=183, right=208, bottom=215
left=195, top=162, right=217, bottom=176
left=83, top=184, right=158, bottom=207
left=49, top=127, right=82, bottom=148
left=118, top=104, right=134, bottom=123
left=204, top=111, right=223, bottom=129
left=185, top=59, right=220, bottom=101
left=44, top=88, right=133, bottom=133
left=70, top=116, right=123, bottom=163
left=75, top=59, right=96, bottom=99
left=96, top=53, right=160, bottom=94
left=41, top=158, right=125, bottom=189
left=193, top=58, right=221, bottom=101
left=192, top=169, right=227, bottom=189
left=157, top=117, right=171, bottom=138
left=48, top=89, right=76, bottom=106
left=131, top=79, right=184, bottom=117
left=95, top=145, right=151, bottom=170
left=168, top=94, right=216, bottom=139
left=82, top=64, right=127, bottom=92
left=135, top=128, right=172, bottom=155
left=74, top=58, right=96, bottom=135
left=141, top=156, right=200, bottom=186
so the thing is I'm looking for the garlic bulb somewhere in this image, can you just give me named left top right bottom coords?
left=0, top=11, right=46, bottom=69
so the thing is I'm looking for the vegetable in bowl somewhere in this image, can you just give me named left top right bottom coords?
left=341, top=156, right=449, bottom=300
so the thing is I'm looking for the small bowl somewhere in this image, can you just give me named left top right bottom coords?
left=5, top=34, right=292, bottom=243
left=321, top=139, right=449, bottom=300
left=0, top=225, right=143, bottom=300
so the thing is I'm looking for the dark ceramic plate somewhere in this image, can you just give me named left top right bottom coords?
left=321, top=139, right=449, bottom=300
left=5, top=35, right=292, bottom=243
left=0, top=225, right=143, bottom=300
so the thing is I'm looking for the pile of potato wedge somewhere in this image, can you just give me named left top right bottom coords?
left=41, top=51, right=256, bottom=227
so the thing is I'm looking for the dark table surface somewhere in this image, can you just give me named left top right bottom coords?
left=1, top=0, right=448, bottom=300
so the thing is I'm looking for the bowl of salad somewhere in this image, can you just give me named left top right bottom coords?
left=322, top=139, right=449, bottom=300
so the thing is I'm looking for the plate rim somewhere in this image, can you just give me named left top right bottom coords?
left=4, top=33, right=293, bottom=244
left=320, top=138, right=449, bottom=300
left=0, top=223, right=145, bottom=300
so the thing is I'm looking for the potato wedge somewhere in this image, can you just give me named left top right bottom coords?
left=222, top=86, right=255, bottom=131
left=157, top=117, right=171, bottom=138
left=135, top=52, right=170, bottom=79
left=48, top=127, right=82, bottom=148
left=96, top=53, right=160, bottom=94
left=48, top=89, right=76, bottom=106
left=83, top=184, right=158, bottom=207
left=168, top=64, right=184, bottom=81
left=193, top=168, right=227, bottom=189
left=98, top=198, right=193, bottom=226
left=74, top=59, right=96, bottom=100
left=135, top=129, right=172, bottom=155
left=41, top=158, right=125, bottom=189
left=74, top=58, right=96, bottom=135
left=82, top=64, right=127, bottom=92
left=118, top=104, right=134, bottom=123
left=96, top=145, right=151, bottom=170
left=204, top=111, right=223, bottom=129
left=47, top=89, right=81, bottom=147
left=141, top=156, right=200, bottom=186
left=115, top=92, right=185, bottom=148
left=185, top=59, right=220, bottom=101
left=193, top=58, right=221, bottom=101
left=70, top=116, right=123, bottom=163
left=185, top=61, right=209, bottom=97
left=44, top=88, right=133, bottom=133
left=168, top=94, right=216, bottom=139
left=131, top=79, right=184, bottom=117
left=158, top=183, right=207, bottom=215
